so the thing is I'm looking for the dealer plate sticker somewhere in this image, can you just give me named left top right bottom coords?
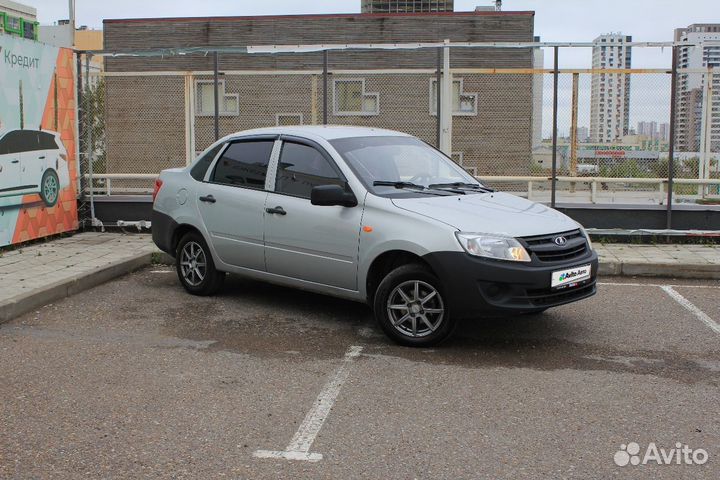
left=551, top=264, right=591, bottom=288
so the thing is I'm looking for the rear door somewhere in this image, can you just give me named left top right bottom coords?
left=264, top=138, right=363, bottom=290
left=0, top=131, right=28, bottom=196
left=196, top=137, right=277, bottom=271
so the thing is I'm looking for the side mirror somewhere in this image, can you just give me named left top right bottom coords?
left=311, top=184, right=358, bottom=207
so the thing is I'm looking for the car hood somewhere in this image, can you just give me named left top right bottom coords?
left=391, top=192, right=578, bottom=237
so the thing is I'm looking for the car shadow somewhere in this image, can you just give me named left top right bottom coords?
left=153, top=271, right=720, bottom=385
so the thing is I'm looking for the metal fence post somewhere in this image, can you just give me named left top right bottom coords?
left=439, top=39, right=452, bottom=155
left=213, top=52, right=220, bottom=141
left=436, top=47, right=442, bottom=148
left=85, top=54, right=96, bottom=224
left=569, top=72, right=579, bottom=194
left=550, top=46, right=559, bottom=208
left=323, top=50, right=329, bottom=125
left=76, top=52, right=86, bottom=201
left=666, top=45, right=679, bottom=229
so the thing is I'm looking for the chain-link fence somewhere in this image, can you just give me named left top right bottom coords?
left=76, top=43, right=720, bottom=226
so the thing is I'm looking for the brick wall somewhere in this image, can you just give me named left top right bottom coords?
left=101, top=12, right=535, bottom=177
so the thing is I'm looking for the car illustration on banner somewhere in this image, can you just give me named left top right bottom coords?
left=0, top=129, right=70, bottom=207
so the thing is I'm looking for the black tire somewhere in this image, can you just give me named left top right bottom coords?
left=373, top=263, right=455, bottom=347
left=39, top=169, right=60, bottom=207
left=175, top=231, right=225, bottom=296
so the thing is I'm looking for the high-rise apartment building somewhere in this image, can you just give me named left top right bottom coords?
left=589, top=33, right=632, bottom=143
left=674, top=24, right=720, bottom=152
left=637, top=121, right=658, bottom=138
left=361, top=0, right=454, bottom=13
left=659, top=123, right=670, bottom=142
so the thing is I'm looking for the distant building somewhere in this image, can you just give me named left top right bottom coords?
left=103, top=10, right=536, bottom=176
left=0, top=0, right=38, bottom=40
left=577, top=126, right=589, bottom=143
left=361, top=0, right=454, bottom=13
left=674, top=23, right=720, bottom=152
left=637, top=121, right=657, bottom=138
left=659, top=122, right=669, bottom=142
left=589, top=33, right=632, bottom=143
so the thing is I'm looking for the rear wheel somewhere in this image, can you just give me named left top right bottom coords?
left=40, top=169, right=59, bottom=207
left=373, top=264, right=455, bottom=347
left=176, top=232, right=225, bottom=296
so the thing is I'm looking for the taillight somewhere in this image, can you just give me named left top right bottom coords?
left=152, top=178, right=163, bottom=202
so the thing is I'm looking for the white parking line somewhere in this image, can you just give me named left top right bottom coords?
left=661, top=286, right=720, bottom=335
left=253, top=345, right=363, bottom=462
left=599, top=282, right=720, bottom=289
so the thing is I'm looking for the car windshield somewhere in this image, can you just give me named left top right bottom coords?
left=330, top=136, right=483, bottom=196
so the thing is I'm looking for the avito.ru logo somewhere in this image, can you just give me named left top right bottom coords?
left=614, top=442, right=709, bottom=467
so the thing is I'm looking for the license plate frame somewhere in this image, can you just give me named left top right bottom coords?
left=551, top=264, right=592, bottom=290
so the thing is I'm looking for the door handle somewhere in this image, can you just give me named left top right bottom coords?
left=199, top=195, right=216, bottom=203
left=11, top=160, right=19, bottom=164
left=266, top=206, right=287, bottom=215
left=38, top=156, right=46, bottom=160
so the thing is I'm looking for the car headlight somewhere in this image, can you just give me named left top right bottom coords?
left=455, top=232, right=531, bottom=262
left=575, top=222, right=594, bottom=251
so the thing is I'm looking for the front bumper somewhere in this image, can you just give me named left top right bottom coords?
left=422, top=249, right=598, bottom=318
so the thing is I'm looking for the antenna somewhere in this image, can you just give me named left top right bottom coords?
left=495, top=0, right=502, bottom=11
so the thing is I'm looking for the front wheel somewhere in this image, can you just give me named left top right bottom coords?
left=373, top=264, right=455, bottom=347
left=40, top=169, right=60, bottom=207
left=176, top=232, right=225, bottom=296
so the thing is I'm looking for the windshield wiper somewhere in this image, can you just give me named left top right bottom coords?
left=373, top=181, right=426, bottom=190
left=372, top=180, right=451, bottom=196
left=427, top=182, right=494, bottom=192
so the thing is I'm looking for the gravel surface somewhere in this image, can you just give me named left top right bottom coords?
left=1, top=268, right=718, bottom=479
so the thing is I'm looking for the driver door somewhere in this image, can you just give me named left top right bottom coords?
left=264, top=139, right=363, bottom=291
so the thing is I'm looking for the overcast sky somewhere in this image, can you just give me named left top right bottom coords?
left=33, top=0, right=717, bottom=42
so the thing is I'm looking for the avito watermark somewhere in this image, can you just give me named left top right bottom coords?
left=614, top=442, right=709, bottom=467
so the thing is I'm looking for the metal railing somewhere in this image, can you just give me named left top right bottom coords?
left=75, top=41, right=720, bottom=228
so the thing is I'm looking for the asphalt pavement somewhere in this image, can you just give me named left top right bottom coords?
left=0, top=268, right=718, bottom=479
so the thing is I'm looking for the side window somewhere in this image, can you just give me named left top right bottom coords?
left=190, top=143, right=224, bottom=181
left=19, top=131, right=41, bottom=152
left=276, top=142, right=344, bottom=198
left=0, top=131, right=30, bottom=155
left=210, top=140, right=275, bottom=189
left=39, top=132, right=59, bottom=150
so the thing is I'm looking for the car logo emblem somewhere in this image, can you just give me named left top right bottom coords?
left=554, top=236, right=567, bottom=246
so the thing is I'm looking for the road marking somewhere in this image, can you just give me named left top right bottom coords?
left=150, top=270, right=173, bottom=274
left=253, top=345, right=363, bottom=462
left=661, top=286, right=720, bottom=335
left=599, top=282, right=720, bottom=289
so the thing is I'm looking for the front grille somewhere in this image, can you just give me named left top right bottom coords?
left=521, top=229, right=588, bottom=263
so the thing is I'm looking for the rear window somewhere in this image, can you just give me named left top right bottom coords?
left=39, top=132, right=59, bottom=150
left=210, top=140, right=275, bottom=189
left=190, top=144, right=224, bottom=181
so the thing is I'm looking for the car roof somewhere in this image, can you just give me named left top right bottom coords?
left=226, top=125, right=413, bottom=142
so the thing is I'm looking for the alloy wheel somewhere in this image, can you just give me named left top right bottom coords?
left=386, top=280, right=444, bottom=338
left=180, top=241, right=207, bottom=287
left=44, top=174, right=58, bottom=204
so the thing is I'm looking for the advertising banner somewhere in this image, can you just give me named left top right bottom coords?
left=0, top=34, right=78, bottom=247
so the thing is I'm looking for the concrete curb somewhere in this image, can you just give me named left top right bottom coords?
left=597, top=260, right=719, bottom=279
left=0, top=252, right=154, bottom=324
left=2, top=249, right=718, bottom=325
